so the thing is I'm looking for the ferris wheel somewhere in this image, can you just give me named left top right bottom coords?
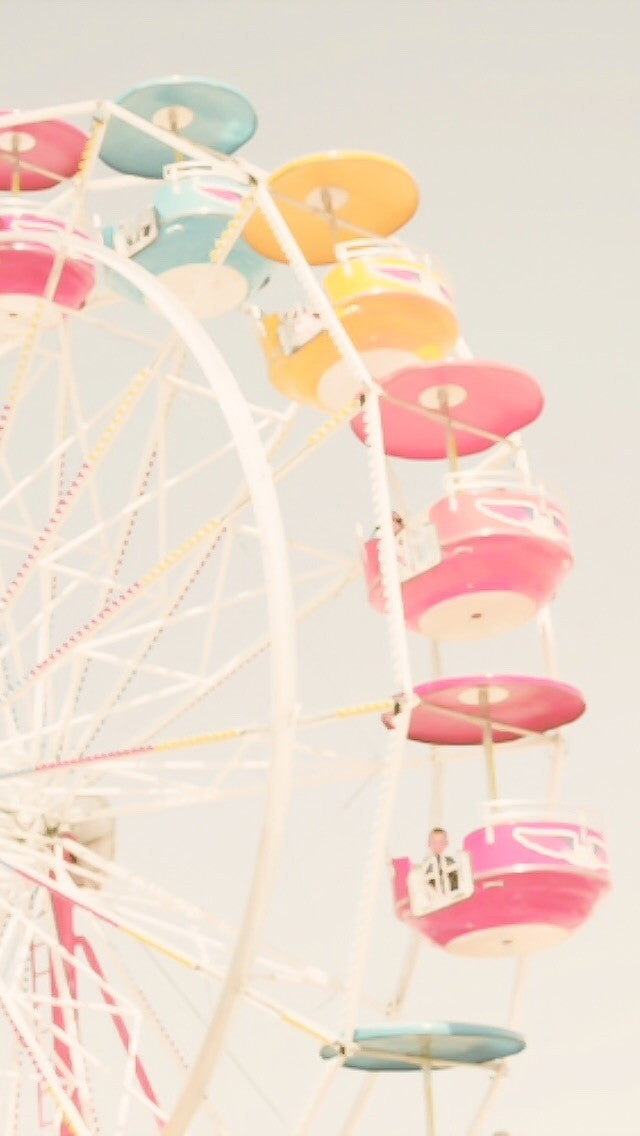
left=0, top=77, right=610, bottom=1136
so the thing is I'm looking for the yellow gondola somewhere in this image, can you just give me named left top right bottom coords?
left=244, top=150, right=419, bottom=265
left=256, top=239, right=459, bottom=410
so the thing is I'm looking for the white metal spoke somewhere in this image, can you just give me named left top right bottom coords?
left=0, top=364, right=155, bottom=622
left=196, top=527, right=235, bottom=678
left=135, top=564, right=358, bottom=746
left=68, top=531, right=225, bottom=762
left=0, top=855, right=337, bottom=1080
left=0, top=980, right=92, bottom=1136
left=0, top=525, right=222, bottom=720
left=75, top=309, right=165, bottom=352
left=30, top=355, right=70, bottom=764
left=466, top=1065, right=507, bottom=1136
left=37, top=429, right=256, bottom=574
left=52, top=375, right=177, bottom=762
left=46, top=910, right=95, bottom=1129
left=0, top=888, right=168, bottom=1128
left=88, top=928, right=230, bottom=1135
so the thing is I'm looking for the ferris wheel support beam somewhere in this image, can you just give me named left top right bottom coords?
left=75, top=929, right=160, bottom=1115
left=424, top=1067, right=437, bottom=1136
left=0, top=231, right=297, bottom=1135
left=339, top=1073, right=379, bottom=1136
left=466, top=1063, right=507, bottom=1136
left=49, top=893, right=98, bottom=1136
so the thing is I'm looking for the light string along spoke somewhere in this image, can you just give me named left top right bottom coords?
left=0, top=339, right=178, bottom=623
left=0, top=563, right=356, bottom=781
left=5, top=390, right=295, bottom=763
left=52, top=378, right=178, bottom=763
left=64, top=391, right=294, bottom=763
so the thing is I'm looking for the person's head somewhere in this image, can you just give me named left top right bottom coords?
left=428, top=827, right=449, bottom=855
left=392, top=511, right=404, bottom=534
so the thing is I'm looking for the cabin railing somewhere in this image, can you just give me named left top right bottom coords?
left=407, top=851, right=474, bottom=917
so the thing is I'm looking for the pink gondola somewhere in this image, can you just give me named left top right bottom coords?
left=0, top=205, right=95, bottom=332
left=351, top=361, right=544, bottom=460
left=382, top=674, right=586, bottom=745
left=0, top=115, right=88, bottom=191
left=392, top=812, right=610, bottom=957
left=363, top=484, right=572, bottom=640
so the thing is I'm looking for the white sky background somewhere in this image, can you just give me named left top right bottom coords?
left=2, top=1, right=639, bottom=1133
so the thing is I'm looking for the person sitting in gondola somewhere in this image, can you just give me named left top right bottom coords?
left=423, top=827, right=459, bottom=894
left=392, top=511, right=410, bottom=573
left=371, top=511, right=408, bottom=566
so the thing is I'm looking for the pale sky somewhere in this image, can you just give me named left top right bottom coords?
left=2, top=2, right=639, bottom=1134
